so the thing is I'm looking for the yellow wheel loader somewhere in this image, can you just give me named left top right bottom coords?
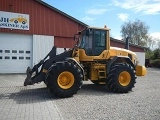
left=24, top=26, right=146, bottom=98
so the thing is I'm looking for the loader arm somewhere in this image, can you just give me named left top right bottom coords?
left=24, top=47, right=73, bottom=86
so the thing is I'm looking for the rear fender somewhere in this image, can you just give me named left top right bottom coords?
left=107, top=56, right=134, bottom=74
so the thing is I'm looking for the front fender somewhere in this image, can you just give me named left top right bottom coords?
left=65, top=58, right=85, bottom=80
left=45, top=58, right=85, bottom=83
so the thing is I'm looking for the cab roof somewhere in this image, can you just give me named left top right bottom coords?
left=86, top=26, right=111, bottom=31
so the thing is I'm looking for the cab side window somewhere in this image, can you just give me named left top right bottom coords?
left=93, top=30, right=106, bottom=55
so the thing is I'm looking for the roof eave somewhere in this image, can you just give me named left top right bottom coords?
left=110, top=37, right=147, bottom=49
left=36, top=0, right=88, bottom=27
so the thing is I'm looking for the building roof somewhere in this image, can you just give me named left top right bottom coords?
left=35, top=1, right=146, bottom=50
left=110, top=37, right=146, bottom=50
left=36, top=0, right=88, bottom=27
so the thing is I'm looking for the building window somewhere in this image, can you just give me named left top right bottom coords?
left=26, top=51, right=30, bottom=54
left=19, top=50, right=24, bottom=53
left=12, top=50, right=17, bottom=53
left=5, top=50, right=10, bottom=53
left=12, top=56, right=17, bottom=60
left=5, top=56, right=10, bottom=59
left=19, top=57, right=24, bottom=60
left=26, top=57, right=30, bottom=60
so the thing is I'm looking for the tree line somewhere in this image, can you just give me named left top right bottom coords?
left=120, top=19, right=160, bottom=67
left=120, top=19, right=160, bottom=49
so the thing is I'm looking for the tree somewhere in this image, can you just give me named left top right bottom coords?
left=121, top=19, right=149, bottom=46
left=145, top=48, right=153, bottom=59
left=157, top=40, right=160, bottom=49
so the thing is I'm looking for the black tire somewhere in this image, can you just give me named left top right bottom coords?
left=22, top=21, right=26, bottom=24
left=14, top=20, right=18, bottom=24
left=47, top=61, right=83, bottom=98
left=106, top=63, right=136, bottom=93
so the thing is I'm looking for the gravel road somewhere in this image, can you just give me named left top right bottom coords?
left=54, top=68, right=160, bottom=120
left=0, top=68, right=159, bottom=120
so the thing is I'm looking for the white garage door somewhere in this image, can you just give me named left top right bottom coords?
left=0, top=33, right=32, bottom=73
left=135, top=52, right=145, bottom=66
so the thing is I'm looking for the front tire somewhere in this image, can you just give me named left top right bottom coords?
left=106, top=63, right=136, bottom=93
left=47, top=61, right=83, bottom=98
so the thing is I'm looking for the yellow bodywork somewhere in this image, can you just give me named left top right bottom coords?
left=73, top=47, right=146, bottom=80
left=77, top=47, right=137, bottom=62
left=136, top=65, right=147, bottom=76
left=10, top=15, right=27, bottom=23
left=72, top=26, right=146, bottom=81
left=90, top=63, right=106, bottom=80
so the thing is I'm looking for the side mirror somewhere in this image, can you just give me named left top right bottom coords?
left=74, top=32, right=81, bottom=41
left=86, top=29, right=92, bottom=36
left=74, top=34, right=80, bottom=41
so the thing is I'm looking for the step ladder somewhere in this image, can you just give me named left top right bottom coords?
left=98, top=70, right=106, bottom=79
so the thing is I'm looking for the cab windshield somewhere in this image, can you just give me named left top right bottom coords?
left=79, top=31, right=92, bottom=48
left=77, top=28, right=107, bottom=56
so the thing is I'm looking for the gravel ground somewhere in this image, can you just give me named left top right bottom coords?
left=0, top=74, right=63, bottom=120
left=54, top=68, right=160, bottom=120
left=0, top=68, right=159, bottom=120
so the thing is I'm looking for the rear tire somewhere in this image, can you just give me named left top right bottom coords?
left=106, top=63, right=136, bottom=93
left=47, top=61, right=83, bottom=98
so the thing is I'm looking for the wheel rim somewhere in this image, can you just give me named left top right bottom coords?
left=118, top=71, right=131, bottom=86
left=58, top=71, right=74, bottom=89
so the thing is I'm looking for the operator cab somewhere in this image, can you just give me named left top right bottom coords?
left=76, top=27, right=109, bottom=56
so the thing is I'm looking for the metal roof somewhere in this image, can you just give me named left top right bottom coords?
left=34, top=1, right=146, bottom=50
left=110, top=37, right=146, bottom=50
left=36, top=0, right=88, bottom=27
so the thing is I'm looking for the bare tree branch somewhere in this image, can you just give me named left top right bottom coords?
left=120, top=19, right=149, bottom=46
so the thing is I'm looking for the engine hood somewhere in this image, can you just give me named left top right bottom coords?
left=110, top=47, right=136, bottom=56
left=109, top=46, right=138, bottom=65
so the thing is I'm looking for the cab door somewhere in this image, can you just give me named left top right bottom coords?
left=92, top=30, right=106, bottom=56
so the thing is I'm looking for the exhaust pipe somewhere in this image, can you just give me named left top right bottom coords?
left=125, top=37, right=129, bottom=50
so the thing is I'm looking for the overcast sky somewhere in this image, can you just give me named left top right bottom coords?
left=43, top=0, right=160, bottom=42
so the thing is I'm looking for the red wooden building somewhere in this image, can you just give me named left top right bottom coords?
left=0, top=0, right=87, bottom=73
left=110, top=37, right=145, bottom=52
left=0, top=0, right=87, bottom=48
left=0, top=0, right=145, bottom=73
